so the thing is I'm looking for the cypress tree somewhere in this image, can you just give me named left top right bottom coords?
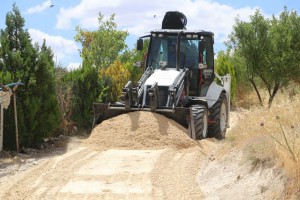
left=29, top=41, right=60, bottom=143
left=0, top=4, right=60, bottom=148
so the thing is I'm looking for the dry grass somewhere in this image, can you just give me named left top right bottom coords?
left=233, top=81, right=300, bottom=109
left=228, top=84, right=300, bottom=199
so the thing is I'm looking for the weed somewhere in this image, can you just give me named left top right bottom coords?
left=260, top=185, right=268, bottom=193
left=262, top=116, right=299, bottom=163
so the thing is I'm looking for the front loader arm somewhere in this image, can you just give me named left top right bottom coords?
left=121, top=67, right=152, bottom=110
left=135, top=67, right=152, bottom=100
left=167, top=68, right=189, bottom=107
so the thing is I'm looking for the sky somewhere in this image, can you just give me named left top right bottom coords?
left=1, top=0, right=299, bottom=70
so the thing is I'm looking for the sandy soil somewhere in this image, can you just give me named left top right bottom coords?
left=0, top=111, right=286, bottom=199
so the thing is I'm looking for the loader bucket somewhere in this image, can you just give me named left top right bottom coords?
left=93, top=103, right=125, bottom=127
left=156, top=107, right=190, bottom=128
left=93, top=103, right=190, bottom=129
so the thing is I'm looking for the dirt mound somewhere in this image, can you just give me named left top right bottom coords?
left=84, top=111, right=198, bottom=151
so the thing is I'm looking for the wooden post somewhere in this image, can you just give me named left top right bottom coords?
left=13, top=86, right=19, bottom=153
left=0, top=104, right=3, bottom=151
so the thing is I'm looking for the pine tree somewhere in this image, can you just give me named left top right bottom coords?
left=0, top=4, right=60, bottom=148
left=30, top=41, right=60, bottom=142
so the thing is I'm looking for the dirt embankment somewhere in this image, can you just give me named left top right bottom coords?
left=0, top=111, right=287, bottom=199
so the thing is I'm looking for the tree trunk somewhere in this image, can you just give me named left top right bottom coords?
left=268, top=82, right=280, bottom=108
left=249, top=79, right=263, bottom=106
left=260, top=75, right=271, bottom=97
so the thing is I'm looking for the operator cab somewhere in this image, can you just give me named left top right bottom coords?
left=137, top=30, right=215, bottom=97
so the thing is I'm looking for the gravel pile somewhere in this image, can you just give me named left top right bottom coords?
left=84, top=111, right=198, bottom=150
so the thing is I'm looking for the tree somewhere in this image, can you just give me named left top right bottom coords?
left=65, top=61, right=100, bottom=128
left=0, top=3, right=37, bottom=83
left=119, top=39, right=150, bottom=84
left=0, top=4, right=60, bottom=148
left=74, top=12, right=129, bottom=106
left=215, top=50, right=236, bottom=102
left=30, top=41, right=60, bottom=141
left=100, top=60, right=130, bottom=102
left=55, top=66, right=75, bottom=134
left=75, top=13, right=128, bottom=69
left=228, top=8, right=300, bottom=107
left=267, top=8, right=300, bottom=105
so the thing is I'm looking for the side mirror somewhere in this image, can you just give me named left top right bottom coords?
left=137, top=39, right=143, bottom=50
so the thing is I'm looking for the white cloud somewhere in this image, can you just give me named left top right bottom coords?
left=26, top=0, right=52, bottom=14
left=67, top=62, right=81, bottom=71
left=56, top=0, right=122, bottom=29
left=28, top=28, right=80, bottom=68
left=55, top=0, right=260, bottom=44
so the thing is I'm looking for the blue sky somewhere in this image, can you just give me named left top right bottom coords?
left=1, top=0, right=299, bottom=70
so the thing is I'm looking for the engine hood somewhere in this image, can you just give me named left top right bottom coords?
left=144, top=69, right=181, bottom=87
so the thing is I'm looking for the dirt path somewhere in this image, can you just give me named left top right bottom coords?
left=0, top=111, right=286, bottom=199
left=0, top=112, right=210, bottom=199
left=0, top=143, right=210, bottom=199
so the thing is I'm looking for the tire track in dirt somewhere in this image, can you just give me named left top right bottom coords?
left=0, top=147, right=94, bottom=199
left=150, top=147, right=206, bottom=199
left=0, top=146, right=210, bottom=199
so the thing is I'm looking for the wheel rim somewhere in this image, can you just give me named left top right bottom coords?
left=202, top=113, right=208, bottom=138
left=220, top=102, right=227, bottom=133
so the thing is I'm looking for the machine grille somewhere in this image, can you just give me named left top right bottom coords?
left=145, top=86, right=169, bottom=107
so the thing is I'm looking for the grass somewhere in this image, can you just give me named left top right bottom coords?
left=228, top=84, right=300, bottom=199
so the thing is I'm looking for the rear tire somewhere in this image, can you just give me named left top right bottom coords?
left=192, top=105, right=208, bottom=140
left=208, top=93, right=228, bottom=140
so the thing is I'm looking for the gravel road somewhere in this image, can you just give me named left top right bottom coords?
left=0, top=111, right=285, bottom=199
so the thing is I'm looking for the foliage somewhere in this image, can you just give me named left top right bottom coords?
left=73, top=12, right=131, bottom=108
left=119, top=39, right=150, bottom=84
left=75, top=13, right=128, bottom=69
left=0, top=4, right=60, bottom=148
left=54, top=65, right=75, bottom=134
left=100, top=60, right=131, bottom=102
left=64, top=61, right=99, bottom=128
left=26, top=41, right=60, bottom=143
left=215, top=50, right=236, bottom=102
left=227, top=8, right=300, bottom=107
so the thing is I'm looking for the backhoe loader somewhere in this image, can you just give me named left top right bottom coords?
left=93, top=11, right=231, bottom=140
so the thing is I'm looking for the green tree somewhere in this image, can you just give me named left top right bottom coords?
left=228, top=8, right=300, bottom=107
left=0, top=4, right=60, bottom=148
left=0, top=3, right=37, bottom=83
left=0, top=3, right=37, bottom=148
left=215, top=50, right=236, bottom=102
left=30, top=41, right=60, bottom=141
left=74, top=12, right=129, bottom=106
left=266, top=8, right=300, bottom=104
left=119, top=39, right=150, bottom=84
left=65, top=61, right=99, bottom=128
left=75, top=13, right=128, bottom=69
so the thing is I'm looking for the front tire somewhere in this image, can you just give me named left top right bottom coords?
left=208, top=93, right=228, bottom=139
left=192, top=105, right=208, bottom=140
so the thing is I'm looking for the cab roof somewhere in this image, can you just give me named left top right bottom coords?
left=151, top=29, right=214, bottom=37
